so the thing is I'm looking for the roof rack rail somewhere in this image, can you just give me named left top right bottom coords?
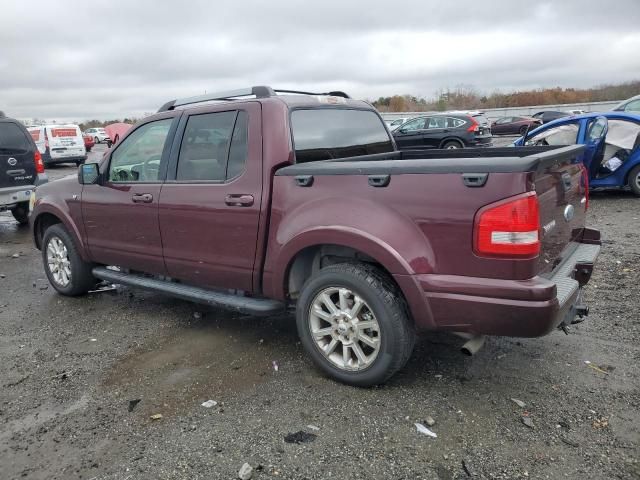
left=273, top=89, right=350, bottom=99
left=157, top=86, right=350, bottom=112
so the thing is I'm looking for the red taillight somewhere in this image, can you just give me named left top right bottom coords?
left=467, top=116, right=479, bottom=132
left=474, top=192, right=540, bottom=258
left=33, top=149, right=44, bottom=173
left=580, top=164, right=589, bottom=211
left=34, top=150, right=45, bottom=174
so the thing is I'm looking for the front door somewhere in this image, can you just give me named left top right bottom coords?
left=158, top=102, right=262, bottom=292
left=393, top=117, right=427, bottom=149
left=81, top=116, right=176, bottom=274
left=582, top=116, right=608, bottom=180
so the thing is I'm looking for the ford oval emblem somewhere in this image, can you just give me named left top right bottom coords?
left=7, top=157, right=17, bottom=166
left=563, top=204, right=575, bottom=222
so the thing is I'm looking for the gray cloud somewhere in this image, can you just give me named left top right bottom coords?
left=1, top=0, right=639, bottom=122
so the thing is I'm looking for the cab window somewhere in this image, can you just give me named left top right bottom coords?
left=176, top=110, right=248, bottom=182
left=108, top=119, right=172, bottom=182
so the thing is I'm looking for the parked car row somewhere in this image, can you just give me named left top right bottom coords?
left=385, top=100, right=640, bottom=143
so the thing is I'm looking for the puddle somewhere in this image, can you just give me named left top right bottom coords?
left=0, top=395, right=90, bottom=443
left=103, top=314, right=295, bottom=418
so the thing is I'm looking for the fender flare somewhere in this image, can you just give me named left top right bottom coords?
left=269, top=226, right=415, bottom=300
left=32, top=204, right=90, bottom=261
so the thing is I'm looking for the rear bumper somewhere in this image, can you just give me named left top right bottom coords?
left=468, top=137, right=493, bottom=147
left=0, top=185, right=37, bottom=208
left=395, top=237, right=600, bottom=337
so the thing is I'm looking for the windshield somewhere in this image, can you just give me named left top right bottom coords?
left=291, top=108, right=394, bottom=163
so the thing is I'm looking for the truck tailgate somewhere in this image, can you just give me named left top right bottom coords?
left=535, top=161, right=587, bottom=276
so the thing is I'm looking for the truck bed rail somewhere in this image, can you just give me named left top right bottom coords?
left=275, top=145, right=586, bottom=176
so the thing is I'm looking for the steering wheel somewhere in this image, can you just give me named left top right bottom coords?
left=142, top=155, right=162, bottom=181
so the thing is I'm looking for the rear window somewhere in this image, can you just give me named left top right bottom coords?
left=473, top=114, right=490, bottom=126
left=291, top=109, right=394, bottom=163
left=0, top=122, right=30, bottom=154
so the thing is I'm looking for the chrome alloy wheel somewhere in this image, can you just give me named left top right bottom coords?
left=46, top=236, right=71, bottom=286
left=308, top=287, right=381, bottom=371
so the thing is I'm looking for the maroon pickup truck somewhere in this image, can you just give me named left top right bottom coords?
left=31, top=86, right=600, bottom=386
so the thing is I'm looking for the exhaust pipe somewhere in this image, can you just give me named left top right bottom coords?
left=461, top=335, right=486, bottom=356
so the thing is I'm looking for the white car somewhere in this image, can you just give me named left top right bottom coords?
left=84, top=127, right=111, bottom=143
left=566, top=109, right=586, bottom=115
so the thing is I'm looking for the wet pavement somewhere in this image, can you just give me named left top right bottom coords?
left=0, top=144, right=638, bottom=479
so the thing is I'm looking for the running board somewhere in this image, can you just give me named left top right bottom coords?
left=92, top=267, right=285, bottom=316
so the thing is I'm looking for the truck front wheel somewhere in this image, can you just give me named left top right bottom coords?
left=42, top=224, right=96, bottom=296
left=296, top=263, right=415, bottom=387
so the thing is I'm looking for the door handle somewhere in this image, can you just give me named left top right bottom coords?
left=225, top=194, right=254, bottom=207
left=131, top=193, right=153, bottom=203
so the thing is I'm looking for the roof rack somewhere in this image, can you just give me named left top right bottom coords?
left=157, top=86, right=350, bottom=112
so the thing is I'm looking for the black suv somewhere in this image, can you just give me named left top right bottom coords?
left=0, top=112, right=48, bottom=224
left=392, top=112, right=492, bottom=150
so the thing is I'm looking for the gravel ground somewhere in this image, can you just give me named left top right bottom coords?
left=0, top=145, right=638, bottom=479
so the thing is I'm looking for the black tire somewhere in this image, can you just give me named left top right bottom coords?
left=296, top=262, right=415, bottom=387
left=11, top=202, right=29, bottom=225
left=441, top=139, right=463, bottom=149
left=519, top=125, right=529, bottom=136
left=94, top=136, right=99, bottom=144
left=628, top=165, right=640, bottom=196
left=42, top=224, right=96, bottom=296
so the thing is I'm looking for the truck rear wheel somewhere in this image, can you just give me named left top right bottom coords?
left=296, top=263, right=415, bottom=387
left=42, top=224, right=96, bottom=296
left=629, top=165, right=640, bottom=196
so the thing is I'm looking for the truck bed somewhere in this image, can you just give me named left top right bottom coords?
left=275, top=145, right=580, bottom=175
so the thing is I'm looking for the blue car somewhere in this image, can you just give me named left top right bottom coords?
left=514, top=112, right=640, bottom=196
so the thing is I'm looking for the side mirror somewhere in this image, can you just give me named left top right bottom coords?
left=78, top=163, right=100, bottom=185
left=398, top=128, right=407, bottom=134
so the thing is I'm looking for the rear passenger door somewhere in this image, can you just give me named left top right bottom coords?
left=158, top=102, right=262, bottom=292
left=422, top=116, right=447, bottom=148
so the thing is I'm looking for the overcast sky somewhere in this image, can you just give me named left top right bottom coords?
left=1, top=0, right=639, bottom=122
